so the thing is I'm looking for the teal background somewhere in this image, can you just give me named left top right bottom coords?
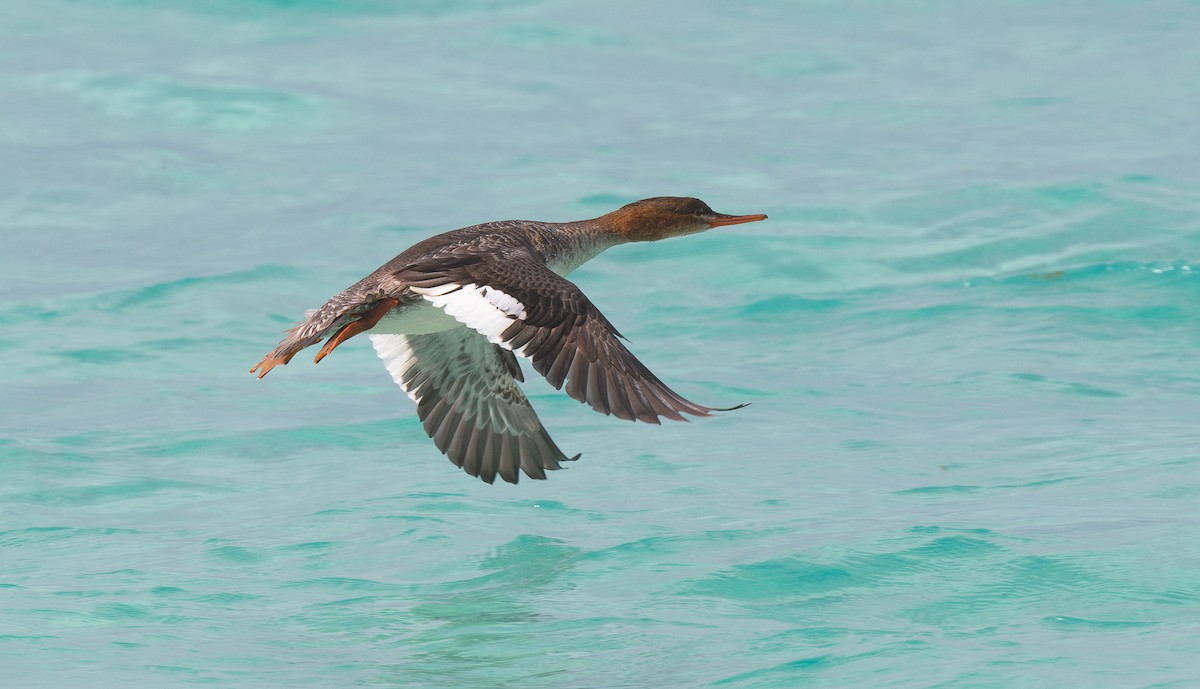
left=2, top=1, right=1199, bottom=687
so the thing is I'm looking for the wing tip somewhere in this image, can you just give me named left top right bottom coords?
left=481, top=451, right=581, bottom=485
left=663, top=400, right=750, bottom=422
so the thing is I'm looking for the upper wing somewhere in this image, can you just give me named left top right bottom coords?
left=370, top=329, right=577, bottom=484
left=396, top=253, right=734, bottom=424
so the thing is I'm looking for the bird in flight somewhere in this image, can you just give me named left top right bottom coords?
left=251, top=197, right=766, bottom=484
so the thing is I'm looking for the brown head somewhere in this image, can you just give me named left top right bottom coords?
left=598, top=197, right=767, bottom=242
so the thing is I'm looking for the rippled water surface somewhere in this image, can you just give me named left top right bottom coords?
left=3, top=1, right=1200, bottom=687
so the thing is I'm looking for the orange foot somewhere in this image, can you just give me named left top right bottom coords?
left=250, top=351, right=296, bottom=379
left=314, top=297, right=400, bottom=365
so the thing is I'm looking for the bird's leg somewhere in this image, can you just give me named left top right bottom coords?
left=313, top=297, right=400, bottom=364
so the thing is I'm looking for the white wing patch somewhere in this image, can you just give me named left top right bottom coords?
left=412, top=283, right=527, bottom=346
left=369, top=333, right=423, bottom=402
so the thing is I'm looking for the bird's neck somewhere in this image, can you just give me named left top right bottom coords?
left=530, top=219, right=626, bottom=277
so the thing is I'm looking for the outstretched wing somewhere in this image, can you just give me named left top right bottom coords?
left=370, top=329, right=578, bottom=484
left=396, top=253, right=735, bottom=424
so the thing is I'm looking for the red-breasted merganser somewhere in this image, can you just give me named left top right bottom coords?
left=251, top=197, right=767, bottom=484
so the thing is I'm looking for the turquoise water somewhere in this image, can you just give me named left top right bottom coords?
left=3, top=0, right=1200, bottom=686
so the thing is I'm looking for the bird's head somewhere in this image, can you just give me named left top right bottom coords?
left=600, top=197, right=767, bottom=242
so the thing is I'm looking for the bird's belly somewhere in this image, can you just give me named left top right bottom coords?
left=371, top=301, right=461, bottom=335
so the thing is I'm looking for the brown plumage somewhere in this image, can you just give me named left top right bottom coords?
left=251, top=197, right=766, bottom=483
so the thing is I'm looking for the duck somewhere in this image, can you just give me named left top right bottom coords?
left=251, top=196, right=767, bottom=484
